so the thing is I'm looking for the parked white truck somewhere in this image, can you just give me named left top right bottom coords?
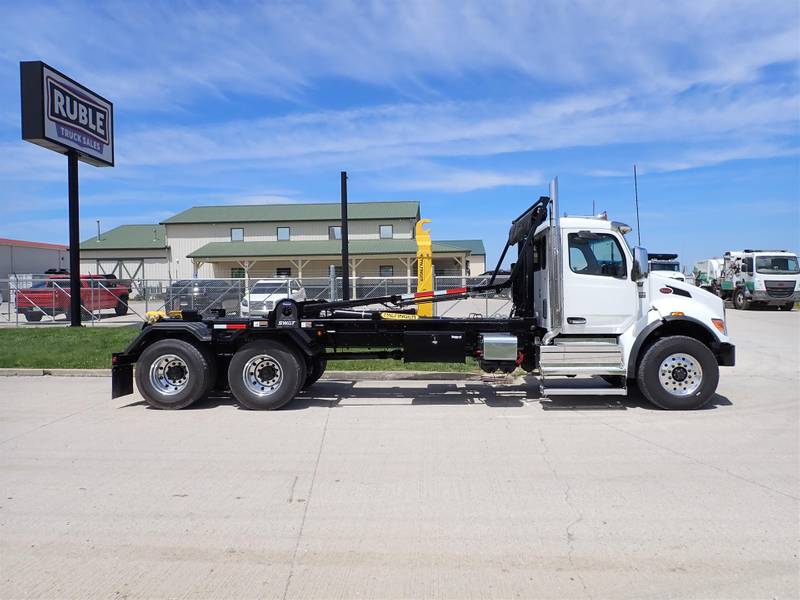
left=112, top=178, right=735, bottom=411
left=649, top=253, right=686, bottom=282
left=695, top=250, right=799, bottom=310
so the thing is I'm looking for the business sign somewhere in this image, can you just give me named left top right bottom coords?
left=20, top=61, right=114, bottom=167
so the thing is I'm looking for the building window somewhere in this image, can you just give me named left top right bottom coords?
left=379, top=265, right=394, bottom=277
left=231, top=267, right=245, bottom=279
left=329, top=226, right=341, bottom=240
left=276, top=267, right=291, bottom=277
left=230, top=228, right=244, bottom=242
left=277, top=226, right=290, bottom=241
left=379, top=224, right=393, bottom=239
left=334, top=266, right=343, bottom=277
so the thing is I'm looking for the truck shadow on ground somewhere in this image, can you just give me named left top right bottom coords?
left=120, top=378, right=732, bottom=412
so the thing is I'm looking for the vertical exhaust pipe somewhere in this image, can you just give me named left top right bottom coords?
left=543, top=177, right=562, bottom=345
left=340, top=171, right=350, bottom=301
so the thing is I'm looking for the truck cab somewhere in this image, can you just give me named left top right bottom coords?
left=720, top=250, right=799, bottom=310
left=519, top=182, right=733, bottom=408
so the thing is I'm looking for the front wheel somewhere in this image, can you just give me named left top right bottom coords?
left=733, top=289, right=750, bottom=310
left=24, top=311, right=43, bottom=322
left=637, top=336, right=719, bottom=410
left=135, top=339, right=213, bottom=409
left=781, top=302, right=795, bottom=311
left=228, top=341, right=306, bottom=410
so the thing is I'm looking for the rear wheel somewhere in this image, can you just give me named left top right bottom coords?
left=135, top=339, right=212, bottom=409
left=228, top=341, right=305, bottom=410
left=733, top=289, right=750, bottom=310
left=24, top=311, right=43, bottom=322
left=302, top=356, right=327, bottom=389
left=781, top=302, right=795, bottom=311
left=115, top=297, right=129, bottom=316
left=637, top=336, right=719, bottom=410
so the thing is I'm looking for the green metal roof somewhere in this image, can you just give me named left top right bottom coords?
left=437, top=239, right=486, bottom=256
left=163, top=201, right=420, bottom=224
left=80, top=224, right=167, bottom=250
left=188, top=239, right=475, bottom=259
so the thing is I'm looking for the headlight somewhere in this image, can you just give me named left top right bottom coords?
left=241, top=298, right=248, bottom=307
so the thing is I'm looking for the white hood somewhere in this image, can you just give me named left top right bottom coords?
left=648, top=276, right=730, bottom=342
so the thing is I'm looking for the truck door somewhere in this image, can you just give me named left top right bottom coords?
left=561, top=230, right=637, bottom=334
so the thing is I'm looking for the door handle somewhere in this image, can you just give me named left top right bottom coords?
left=567, top=317, right=586, bottom=324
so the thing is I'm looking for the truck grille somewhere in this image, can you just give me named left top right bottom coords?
left=765, top=280, right=796, bottom=298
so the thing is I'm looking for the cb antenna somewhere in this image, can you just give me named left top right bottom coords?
left=633, top=163, right=641, bottom=245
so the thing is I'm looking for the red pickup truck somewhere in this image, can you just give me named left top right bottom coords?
left=16, top=275, right=130, bottom=322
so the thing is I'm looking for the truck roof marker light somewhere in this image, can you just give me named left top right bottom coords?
left=712, top=319, right=727, bottom=335
left=670, top=311, right=685, bottom=317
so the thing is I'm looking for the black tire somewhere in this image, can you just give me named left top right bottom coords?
left=733, top=289, right=750, bottom=310
left=135, top=339, right=212, bottom=410
left=24, top=311, right=43, bottom=322
left=115, top=297, right=129, bottom=316
left=637, top=335, right=719, bottom=410
left=781, top=302, right=795, bottom=311
left=228, top=341, right=305, bottom=410
left=302, top=356, right=327, bottom=389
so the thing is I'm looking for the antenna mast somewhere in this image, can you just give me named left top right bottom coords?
left=633, top=164, right=641, bottom=246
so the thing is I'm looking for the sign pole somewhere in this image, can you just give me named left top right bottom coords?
left=67, top=150, right=81, bottom=326
left=340, top=171, right=350, bottom=301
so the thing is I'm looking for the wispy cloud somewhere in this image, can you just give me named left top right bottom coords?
left=0, top=0, right=797, bottom=256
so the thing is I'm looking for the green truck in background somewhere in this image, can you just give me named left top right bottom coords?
left=693, top=250, right=799, bottom=310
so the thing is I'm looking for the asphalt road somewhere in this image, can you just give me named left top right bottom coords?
left=0, top=310, right=798, bottom=599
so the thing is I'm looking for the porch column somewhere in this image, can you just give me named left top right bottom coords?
left=290, top=259, right=310, bottom=280
left=349, top=258, right=364, bottom=298
left=455, top=255, right=467, bottom=287
left=400, top=257, right=415, bottom=293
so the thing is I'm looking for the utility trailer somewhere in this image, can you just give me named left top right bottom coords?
left=112, top=179, right=735, bottom=411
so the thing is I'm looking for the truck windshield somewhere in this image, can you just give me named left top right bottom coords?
left=651, top=262, right=680, bottom=272
left=756, top=256, right=799, bottom=274
left=251, top=282, right=289, bottom=294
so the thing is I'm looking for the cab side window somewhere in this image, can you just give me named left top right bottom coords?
left=568, top=233, right=627, bottom=278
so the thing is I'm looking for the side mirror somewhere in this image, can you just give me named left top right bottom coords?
left=632, top=246, right=649, bottom=281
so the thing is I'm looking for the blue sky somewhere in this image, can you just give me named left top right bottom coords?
left=0, top=0, right=798, bottom=270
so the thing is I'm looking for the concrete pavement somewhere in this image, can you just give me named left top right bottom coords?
left=0, top=309, right=798, bottom=598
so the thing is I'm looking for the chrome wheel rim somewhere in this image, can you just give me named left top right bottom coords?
left=149, top=354, right=190, bottom=395
left=658, top=353, right=702, bottom=396
left=242, top=354, right=283, bottom=397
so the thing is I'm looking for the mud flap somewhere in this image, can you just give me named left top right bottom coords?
left=112, top=363, right=133, bottom=398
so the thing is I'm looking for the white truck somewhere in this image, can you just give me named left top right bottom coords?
left=112, top=178, right=735, bottom=411
left=696, top=250, right=799, bottom=310
left=693, top=258, right=724, bottom=292
left=649, top=253, right=686, bottom=282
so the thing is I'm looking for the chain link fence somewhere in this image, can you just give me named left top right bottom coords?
left=0, top=273, right=511, bottom=327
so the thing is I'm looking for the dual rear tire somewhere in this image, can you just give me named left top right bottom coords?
left=227, top=342, right=306, bottom=410
left=136, top=339, right=326, bottom=411
left=135, top=339, right=216, bottom=410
